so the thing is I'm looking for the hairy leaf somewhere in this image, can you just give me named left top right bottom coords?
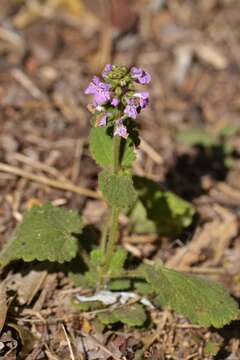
left=130, top=177, right=194, bottom=236
left=99, top=170, right=137, bottom=209
left=89, top=127, right=135, bottom=168
left=108, top=248, right=127, bottom=277
left=0, top=204, right=82, bottom=266
left=98, top=303, right=146, bottom=326
left=90, top=248, right=105, bottom=267
left=143, top=264, right=239, bottom=328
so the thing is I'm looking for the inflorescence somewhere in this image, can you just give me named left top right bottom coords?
left=85, top=64, right=151, bottom=139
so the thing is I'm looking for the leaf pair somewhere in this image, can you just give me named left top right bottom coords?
left=90, top=126, right=137, bottom=209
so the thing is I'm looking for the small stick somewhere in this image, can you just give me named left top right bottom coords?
left=0, top=162, right=101, bottom=200
left=11, top=68, right=46, bottom=100
left=11, top=152, right=68, bottom=181
left=140, top=138, right=163, bottom=165
left=78, top=330, right=122, bottom=360
left=61, top=324, right=76, bottom=360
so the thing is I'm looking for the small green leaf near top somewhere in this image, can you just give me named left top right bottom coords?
left=0, top=204, right=83, bottom=267
left=89, top=126, right=135, bottom=168
left=143, top=263, right=239, bottom=328
left=108, top=248, right=127, bottom=277
left=98, top=170, right=137, bottom=209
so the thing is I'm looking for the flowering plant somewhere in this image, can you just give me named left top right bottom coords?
left=0, top=64, right=238, bottom=329
left=85, top=64, right=151, bottom=138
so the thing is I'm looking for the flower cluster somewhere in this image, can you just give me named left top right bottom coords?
left=85, top=64, right=151, bottom=139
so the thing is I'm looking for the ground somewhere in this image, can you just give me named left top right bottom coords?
left=0, top=0, right=240, bottom=359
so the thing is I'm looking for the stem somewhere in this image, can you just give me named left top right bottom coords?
left=104, top=135, right=121, bottom=270
left=113, top=135, right=121, bottom=174
left=100, top=210, right=110, bottom=253
left=105, top=207, right=120, bottom=269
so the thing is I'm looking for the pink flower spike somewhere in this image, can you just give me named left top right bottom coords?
left=111, top=97, right=120, bottom=107
left=124, top=98, right=138, bottom=119
left=114, top=119, right=128, bottom=139
left=133, top=91, right=149, bottom=108
left=85, top=76, right=110, bottom=105
left=96, top=113, right=107, bottom=127
left=130, top=67, right=151, bottom=85
left=102, top=64, right=112, bottom=77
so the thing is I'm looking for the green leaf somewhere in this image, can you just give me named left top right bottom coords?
left=98, top=303, right=147, bottom=326
left=71, top=300, right=103, bottom=312
left=203, top=341, right=220, bottom=356
left=143, top=264, right=239, bottom=328
left=177, top=129, right=218, bottom=147
left=90, top=248, right=104, bottom=267
left=89, top=127, right=135, bottom=168
left=134, top=281, right=153, bottom=296
left=108, top=248, right=127, bottom=277
left=108, top=279, right=131, bottom=290
left=130, top=177, right=195, bottom=236
left=99, top=170, right=137, bottom=209
left=0, top=204, right=83, bottom=266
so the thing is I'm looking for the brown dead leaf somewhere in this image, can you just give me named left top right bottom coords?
left=8, top=323, right=36, bottom=358
left=5, top=269, right=47, bottom=306
left=167, top=205, right=237, bottom=268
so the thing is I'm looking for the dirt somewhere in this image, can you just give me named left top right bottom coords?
left=0, top=0, right=240, bottom=359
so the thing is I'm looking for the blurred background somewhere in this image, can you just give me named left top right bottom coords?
left=1, top=0, right=240, bottom=220
left=1, top=2, right=240, bottom=358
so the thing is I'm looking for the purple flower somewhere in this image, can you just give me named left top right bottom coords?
left=111, top=97, right=119, bottom=107
left=102, top=64, right=112, bottom=78
left=130, top=67, right=151, bottom=85
left=85, top=76, right=110, bottom=105
left=96, top=113, right=107, bottom=127
left=124, top=99, right=138, bottom=119
left=133, top=91, right=149, bottom=108
left=114, top=119, right=128, bottom=139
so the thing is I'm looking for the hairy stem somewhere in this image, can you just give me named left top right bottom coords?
left=104, top=135, right=121, bottom=270
left=113, top=134, right=121, bottom=174
left=100, top=210, right=110, bottom=253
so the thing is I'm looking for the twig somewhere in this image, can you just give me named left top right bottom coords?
left=0, top=162, right=101, bottom=200
left=140, top=138, right=163, bottom=164
left=11, top=68, right=46, bottom=100
left=78, top=330, right=122, bottom=360
left=11, top=152, right=68, bottom=181
left=123, top=234, right=157, bottom=244
left=144, top=260, right=226, bottom=274
left=61, top=324, right=76, bottom=360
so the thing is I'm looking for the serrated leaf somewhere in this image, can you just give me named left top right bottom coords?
left=89, top=127, right=135, bottom=168
left=0, top=204, right=83, bottom=266
left=130, top=177, right=195, bottom=236
left=108, top=248, right=127, bottom=277
left=99, top=170, right=137, bottom=209
left=98, top=303, right=146, bottom=326
left=143, top=264, right=239, bottom=328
